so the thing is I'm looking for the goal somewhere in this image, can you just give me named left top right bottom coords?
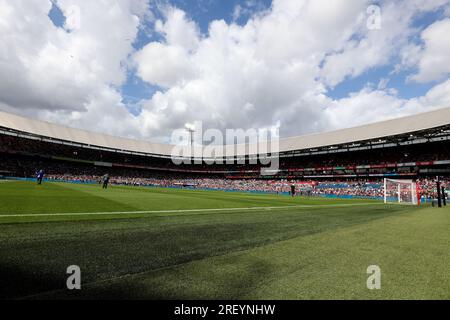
left=383, top=178, right=419, bottom=205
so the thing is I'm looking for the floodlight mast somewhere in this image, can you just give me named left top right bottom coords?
left=185, top=125, right=195, bottom=160
left=186, top=128, right=195, bottom=147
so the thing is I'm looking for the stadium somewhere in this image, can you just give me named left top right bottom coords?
left=2, top=1, right=450, bottom=306
left=0, top=107, right=449, bottom=300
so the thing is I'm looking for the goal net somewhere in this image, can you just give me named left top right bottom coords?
left=383, top=178, right=419, bottom=205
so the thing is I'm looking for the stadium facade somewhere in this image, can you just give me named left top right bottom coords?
left=0, top=108, right=450, bottom=179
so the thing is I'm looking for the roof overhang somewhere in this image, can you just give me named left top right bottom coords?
left=1, top=107, right=450, bottom=158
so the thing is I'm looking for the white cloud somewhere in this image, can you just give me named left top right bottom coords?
left=395, top=43, right=422, bottom=73
left=134, top=0, right=370, bottom=138
left=326, top=78, right=450, bottom=131
left=0, top=0, right=148, bottom=136
left=232, top=0, right=269, bottom=22
left=1, top=0, right=450, bottom=143
left=133, top=7, right=201, bottom=88
left=409, top=18, right=450, bottom=83
left=326, top=88, right=407, bottom=130
left=320, top=0, right=450, bottom=87
left=134, top=42, right=196, bottom=88
left=133, top=0, right=450, bottom=140
left=154, top=7, right=200, bottom=51
left=418, top=78, right=450, bottom=106
left=232, top=5, right=242, bottom=22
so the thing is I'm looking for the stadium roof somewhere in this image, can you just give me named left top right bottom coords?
left=1, top=107, right=450, bottom=158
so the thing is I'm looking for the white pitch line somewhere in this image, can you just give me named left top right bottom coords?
left=0, top=203, right=383, bottom=218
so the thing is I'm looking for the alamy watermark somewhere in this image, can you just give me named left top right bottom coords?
left=66, top=265, right=81, bottom=290
left=367, top=5, right=381, bottom=30
left=366, top=265, right=381, bottom=290
left=170, top=121, right=280, bottom=175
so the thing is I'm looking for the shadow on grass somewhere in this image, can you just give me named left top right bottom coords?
left=27, top=257, right=275, bottom=300
left=0, top=205, right=409, bottom=299
left=0, top=264, right=65, bottom=299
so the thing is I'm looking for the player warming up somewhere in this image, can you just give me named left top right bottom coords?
left=36, top=169, right=44, bottom=185
left=102, top=174, right=110, bottom=189
left=291, top=184, right=296, bottom=197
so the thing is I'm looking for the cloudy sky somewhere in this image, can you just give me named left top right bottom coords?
left=1, top=0, right=450, bottom=143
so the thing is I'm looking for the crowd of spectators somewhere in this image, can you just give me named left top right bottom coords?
left=1, top=132, right=449, bottom=200
left=2, top=133, right=450, bottom=175
left=39, top=173, right=449, bottom=200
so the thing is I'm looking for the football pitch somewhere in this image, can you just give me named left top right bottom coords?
left=0, top=181, right=448, bottom=300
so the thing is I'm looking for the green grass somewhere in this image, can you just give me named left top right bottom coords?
left=0, top=181, right=448, bottom=300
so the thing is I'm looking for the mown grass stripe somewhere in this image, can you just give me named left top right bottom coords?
left=0, top=202, right=384, bottom=218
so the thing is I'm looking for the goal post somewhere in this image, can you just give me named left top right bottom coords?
left=383, top=178, right=419, bottom=205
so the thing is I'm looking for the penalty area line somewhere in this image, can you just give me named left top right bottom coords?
left=0, top=203, right=383, bottom=218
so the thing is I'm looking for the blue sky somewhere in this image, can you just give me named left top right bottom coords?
left=329, top=5, right=449, bottom=100
left=4, top=0, right=446, bottom=139
left=157, top=0, right=273, bottom=32
left=47, top=0, right=274, bottom=112
left=48, top=0, right=444, bottom=111
left=119, top=0, right=273, bottom=113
